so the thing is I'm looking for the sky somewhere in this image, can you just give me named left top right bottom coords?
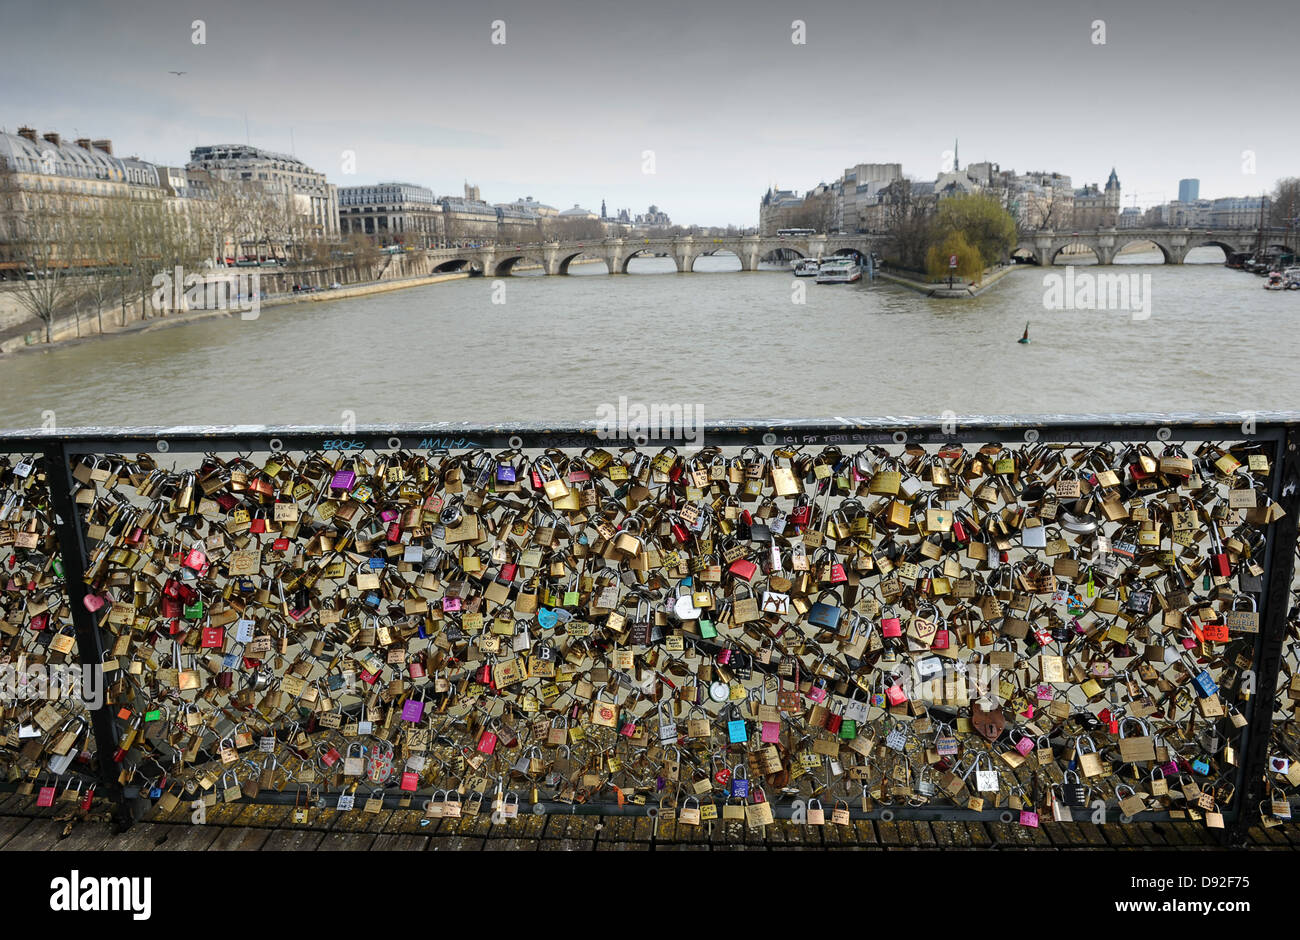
left=1, top=0, right=1294, bottom=226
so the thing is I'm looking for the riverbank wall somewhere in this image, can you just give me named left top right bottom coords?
left=875, top=263, right=1022, bottom=298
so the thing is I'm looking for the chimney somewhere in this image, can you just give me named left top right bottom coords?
left=17, top=126, right=37, bottom=142
left=75, top=138, right=91, bottom=150
left=42, top=132, right=61, bottom=148
left=92, top=139, right=112, bottom=155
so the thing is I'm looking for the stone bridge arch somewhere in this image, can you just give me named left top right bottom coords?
left=491, top=253, right=552, bottom=277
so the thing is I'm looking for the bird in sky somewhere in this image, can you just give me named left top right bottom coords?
left=168, top=70, right=187, bottom=76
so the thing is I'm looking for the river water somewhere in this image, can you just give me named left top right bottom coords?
left=0, top=247, right=1292, bottom=430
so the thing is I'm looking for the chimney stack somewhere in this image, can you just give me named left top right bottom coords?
left=42, top=132, right=61, bottom=148
left=17, top=126, right=37, bottom=142
left=75, top=138, right=92, bottom=150
left=91, top=139, right=113, bottom=155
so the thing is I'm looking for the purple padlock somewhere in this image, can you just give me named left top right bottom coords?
left=401, top=698, right=425, bottom=722
left=330, top=469, right=356, bottom=491
left=497, top=464, right=516, bottom=483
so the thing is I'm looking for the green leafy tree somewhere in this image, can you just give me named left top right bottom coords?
left=926, top=231, right=983, bottom=282
left=935, top=193, right=1017, bottom=267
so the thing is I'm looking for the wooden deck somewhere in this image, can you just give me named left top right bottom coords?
left=0, top=791, right=1293, bottom=850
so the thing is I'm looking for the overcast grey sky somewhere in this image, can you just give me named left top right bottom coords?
left=2, top=0, right=1293, bottom=225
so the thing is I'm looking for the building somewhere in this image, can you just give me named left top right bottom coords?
left=495, top=196, right=557, bottom=219
left=439, top=183, right=499, bottom=242
left=557, top=204, right=597, bottom=221
left=495, top=203, right=542, bottom=240
left=188, top=143, right=339, bottom=241
left=1072, top=169, right=1121, bottom=228
left=1006, top=171, right=1074, bottom=231
left=1118, top=206, right=1143, bottom=229
left=1208, top=195, right=1268, bottom=229
left=838, top=163, right=903, bottom=232
left=338, top=182, right=441, bottom=248
left=634, top=204, right=672, bottom=229
left=0, top=127, right=133, bottom=276
left=1178, top=179, right=1200, bottom=203
left=758, top=187, right=805, bottom=235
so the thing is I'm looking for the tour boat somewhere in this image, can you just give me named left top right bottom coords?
left=793, top=258, right=820, bottom=277
left=815, top=258, right=861, bottom=283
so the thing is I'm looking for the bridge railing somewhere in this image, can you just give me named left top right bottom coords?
left=1, top=414, right=1296, bottom=842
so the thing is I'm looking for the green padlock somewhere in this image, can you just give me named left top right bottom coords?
left=183, top=599, right=204, bottom=619
left=699, top=619, right=716, bottom=640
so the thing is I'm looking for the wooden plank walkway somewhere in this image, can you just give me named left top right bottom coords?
left=0, top=793, right=1290, bottom=850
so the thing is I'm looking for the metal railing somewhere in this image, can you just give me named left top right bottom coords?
left=0, top=413, right=1296, bottom=845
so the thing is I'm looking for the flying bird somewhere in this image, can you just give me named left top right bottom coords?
left=168, top=71, right=187, bottom=76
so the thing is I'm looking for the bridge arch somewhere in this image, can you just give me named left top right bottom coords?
left=620, top=247, right=681, bottom=273
left=432, top=258, right=474, bottom=273
left=1179, top=239, right=1238, bottom=263
left=557, top=251, right=608, bottom=275
left=1049, top=241, right=1103, bottom=265
left=761, top=246, right=807, bottom=265
left=492, top=254, right=549, bottom=277
left=1111, top=237, right=1174, bottom=264
left=690, top=249, right=742, bottom=272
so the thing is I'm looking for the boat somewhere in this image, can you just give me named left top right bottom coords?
left=815, top=258, right=861, bottom=284
left=1265, top=272, right=1287, bottom=290
left=793, top=258, right=820, bottom=277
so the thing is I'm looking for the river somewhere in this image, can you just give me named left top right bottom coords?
left=0, top=247, right=1292, bottom=430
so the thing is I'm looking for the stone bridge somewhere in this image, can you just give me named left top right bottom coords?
left=1014, top=228, right=1283, bottom=266
left=422, top=234, right=883, bottom=276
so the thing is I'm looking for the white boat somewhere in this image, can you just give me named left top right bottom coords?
left=793, top=258, right=820, bottom=277
left=815, top=258, right=861, bottom=283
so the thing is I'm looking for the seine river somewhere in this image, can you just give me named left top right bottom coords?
left=0, top=247, right=1292, bottom=430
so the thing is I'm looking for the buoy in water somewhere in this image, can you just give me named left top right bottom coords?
left=1018, top=322, right=1030, bottom=344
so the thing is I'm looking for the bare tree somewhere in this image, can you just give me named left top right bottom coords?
left=2, top=166, right=82, bottom=343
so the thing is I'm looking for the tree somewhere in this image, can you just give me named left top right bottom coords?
left=926, top=231, right=983, bottom=282
left=1270, top=177, right=1299, bottom=231
left=2, top=165, right=83, bottom=343
left=935, top=193, right=1017, bottom=267
left=882, top=180, right=936, bottom=273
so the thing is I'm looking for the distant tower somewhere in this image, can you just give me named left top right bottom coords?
left=1103, top=168, right=1121, bottom=225
left=601, top=199, right=607, bottom=219
left=953, top=139, right=959, bottom=173
left=1104, top=168, right=1120, bottom=205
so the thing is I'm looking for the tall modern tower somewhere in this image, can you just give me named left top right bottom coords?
left=1178, top=178, right=1199, bottom=202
